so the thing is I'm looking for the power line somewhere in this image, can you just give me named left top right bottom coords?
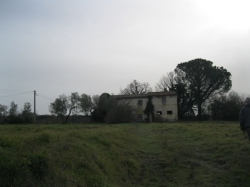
left=0, top=91, right=33, bottom=99
left=37, top=94, right=54, bottom=100
left=0, top=89, right=32, bottom=93
left=0, top=90, right=54, bottom=101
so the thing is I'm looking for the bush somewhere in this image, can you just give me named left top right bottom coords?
left=105, top=102, right=135, bottom=124
left=6, top=115, right=22, bottom=124
left=20, top=113, right=34, bottom=123
left=209, top=91, right=243, bottom=120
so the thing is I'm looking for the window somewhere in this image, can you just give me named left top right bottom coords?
left=161, top=97, right=166, bottom=105
left=157, top=111, right=162, bottom=115
left=167, top=111, right=173, bottom=115
left=137, top=100, right=143, bottom=106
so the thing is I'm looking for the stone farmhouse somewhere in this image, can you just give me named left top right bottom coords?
left=113, top=91, right=178, bottom=122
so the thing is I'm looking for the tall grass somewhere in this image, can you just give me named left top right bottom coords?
left=0, top=122, right=249, bottom=187
left=0, top=124, right=138, bottom=187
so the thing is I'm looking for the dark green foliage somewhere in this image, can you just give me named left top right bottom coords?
left=92, top=93, right=136, bottom=123
left=7, top=101, right=21, bottom=124
left=105, top=101, right=135, bottom=124
left=0, top=102, right=34, bottom=124
left=79, top=93, right=93, bottom=114
left=21, top=102, right=33, bottom=123
left=175, top=58, right=232, bottom=118
left=209, top=91, right=243, bottom=120
left=8, top=101, right=18, bottom=117
left=143, top=96, right=154, bottom=123
left=49, top=94, right=68, bottom=116
left=144, top=96, right=154, bottom=122
left=91, top=93, right=116, bottom=122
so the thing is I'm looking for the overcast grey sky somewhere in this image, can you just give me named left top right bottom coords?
left=1, top=0, right=250, bottom=114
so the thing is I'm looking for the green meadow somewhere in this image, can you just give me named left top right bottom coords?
left=0, top=122, right=249, bottom=187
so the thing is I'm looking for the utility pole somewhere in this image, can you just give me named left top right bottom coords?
left=34, top=90, right=36, bottom=123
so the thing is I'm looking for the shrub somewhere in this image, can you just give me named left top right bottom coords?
left=105, top=102, right=135, bottom=124
left=209, top=91, right=243, bottom=120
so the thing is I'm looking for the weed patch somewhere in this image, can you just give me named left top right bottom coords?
left=29, top=153, right=49, bottom=180
left=0, top=122, right=249, bottom=187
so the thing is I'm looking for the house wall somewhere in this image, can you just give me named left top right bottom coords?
left=152, top=95, right=178, bottom=121
left=121, top=95, right=178, bottom=121
left=127, top=98, right=148, bottom=121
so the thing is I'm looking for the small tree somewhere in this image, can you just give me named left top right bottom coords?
left=79, top=94, right=94, bottom=115
left=49, top=95, right=68, bottom=117
left=0, top=104, right=8, bottom=124
left=209, top=91, right=243, bottom=120
left=144, top=96, right=154, bottom=123
left=91, top=93, right=116, bottom=123
left=69, top=92, right=80, bottom=115
left=8, top=101, right=20, bottom=124
left=21, top=102, right=33, bottom=123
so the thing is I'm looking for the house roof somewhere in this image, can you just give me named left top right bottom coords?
left=113, top=91, right=177, bottom=100
left=148, top=91, right=177, bottom=96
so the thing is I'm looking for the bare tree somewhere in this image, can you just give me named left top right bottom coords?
left=155, top=72, right=175, bottom=92
left=120, top=80, right=152, bottom=95
left=155, top=70, right=195, bottom=118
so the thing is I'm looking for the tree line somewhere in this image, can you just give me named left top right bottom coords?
left=47, top=58, right=247, bottom=122
left=0, top=102, right=33, bottom=124
left=48, top=92, right=135, bottom=124
left=1, top=58, right=248, bottom=124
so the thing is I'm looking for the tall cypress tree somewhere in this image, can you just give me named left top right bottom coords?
left=144, top=96, right=154, bottom=122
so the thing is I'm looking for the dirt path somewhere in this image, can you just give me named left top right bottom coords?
left=135, top=124, right=169, bottom=187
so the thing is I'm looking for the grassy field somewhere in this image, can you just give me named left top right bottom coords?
left=0, top=121, right=250, bottom=187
